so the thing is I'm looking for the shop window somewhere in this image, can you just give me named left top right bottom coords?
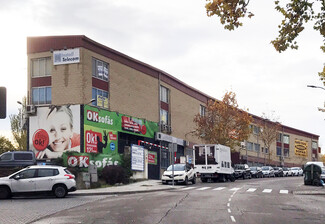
left=31, top=57, right=51, bottom=77
left=92, top=87, right=109, bottom=109
left=92, top=58, right=109, bottom=81
left=32, top=87, right=51, bottom=105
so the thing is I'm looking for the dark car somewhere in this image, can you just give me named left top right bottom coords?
left=273, top=167, right=284, bottom=177
left=0, top=151, right=36, bottom=168
left=234, top=164, right=251, bottom=179
left=250, top=166, right=263, bottom=178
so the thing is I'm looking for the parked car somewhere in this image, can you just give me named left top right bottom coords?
left=0, top=165, right=76, bottom=199
left=0, top=151, right=36, bottom=167
left=234, top=164, right=251, bottom=179
left=291, top=167, right=303, bottom=176
left=273, top=167, right=284, bottom=177
left=321, top=168, right=325, bottom=181
left=250, top=166, right=263, bottom=178
left=162, top=163, right=196, bottom=185
left=282, top=167, right=293, bottom=176
left=261, top=166, right=275, bottom=177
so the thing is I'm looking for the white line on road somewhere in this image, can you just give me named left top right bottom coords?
left=227, top=203, right=230, bottom=207
left=196, top=187, right=211, bottom=191
left=228, top=209, right=231, bottom=213
left=180, top=187, right=196, bottom=191
left=228, top=198, right=232, bottom=202
left=247, top=188, right=257, bottom=192
left=230, top=216, right=236, bottom=222
left=280, top=190, right=289, bottom=194
left=229, top=187, right=241, bottom=191
left=262, top=189, right=272, bottom=193
left=213, top=187, right=225, bottom=191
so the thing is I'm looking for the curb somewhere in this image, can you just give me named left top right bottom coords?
left=70, top=187, right=179, bottom=196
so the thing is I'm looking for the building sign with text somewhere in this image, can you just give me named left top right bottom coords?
left=294, top=139, right=308, bottom=157
left=53, top=48, right=80, bottom=65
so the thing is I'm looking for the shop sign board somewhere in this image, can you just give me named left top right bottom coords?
left=148, top=151, right=157, bottom=165
left=294, top=139, right=308, bottom=157
left=53, top=48, right=80, bottom=65
left=131, top=144, right=144, bottom=171
left=63, top=152, right=120, bottom=171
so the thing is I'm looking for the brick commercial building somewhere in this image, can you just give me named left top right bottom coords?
left=26, top=35, right=320, bottom=179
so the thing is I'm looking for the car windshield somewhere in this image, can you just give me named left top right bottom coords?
left=274, top=167, right=279, bottom=170
left=262, top=167, right=269, bottom=170
left=167, top=164, right=186, bottom=171
left=291, top=168, right=298, bottom=170
left=250, top=167, right=257, bottom=171
left=235, top=165, right=245, bottom=169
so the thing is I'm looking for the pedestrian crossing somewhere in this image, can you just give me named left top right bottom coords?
left=179, top=186, right=290, bottom=194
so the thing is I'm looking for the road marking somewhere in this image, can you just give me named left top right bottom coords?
left=213, top=187, right=225, bottom=191
left=229, top=187, right=241, bottom=191
left=196, top=187, right=211, bottom=191
left=228, top=209, right=231, bottom=213
left=228, top=198, right=232, bottom=202
left=180, top=187, right=196, bottom=191
left=247, top=188, right=257, bottom=192
left=227, top=203, right=230, bottom=207
left=230, top=216, right=236, bottom=222
left=280, top=190, right=289, bottom=194
left=262, top=189, right=272, bottom=193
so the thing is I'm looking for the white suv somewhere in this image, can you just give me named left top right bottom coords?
left=162, top=163, right=196, bottom=185
left=0, top=165, right=76, bottom=199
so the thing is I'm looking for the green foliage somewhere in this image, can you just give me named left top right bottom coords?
left=9, top=96, right=27, bottom=150
left=101, top=165, right=126, bottom=185
left=0, top=136, right=15, bottom=154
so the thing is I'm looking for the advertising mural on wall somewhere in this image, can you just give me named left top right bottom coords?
left=29, top=105, right=81, bottom=159
left=294, top=139, right=308, bottom=157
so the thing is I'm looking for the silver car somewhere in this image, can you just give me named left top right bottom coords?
left=0, top=165, right=76, bottom=199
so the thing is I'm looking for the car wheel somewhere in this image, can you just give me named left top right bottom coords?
left=230, top=174, right=236, bottom=182
left=192, top=176, right=196, bottom=184
left=0, top=186, right=11, bottom=199
left=184, top=177, right=188, bottom=185
left=53, top=185, right=67, bottom=198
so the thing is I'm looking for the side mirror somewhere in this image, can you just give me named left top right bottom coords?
left=13, top=175, right=21, bottom=180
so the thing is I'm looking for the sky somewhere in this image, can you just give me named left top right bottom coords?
left=0, top=0, right=324, bottom=153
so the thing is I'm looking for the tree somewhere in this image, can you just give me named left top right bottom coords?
left=0, top=136, right=15, bottom=154
left=255, top=113, right=281, bottom=165
left=320, top=154, right=325, bottom=163
left=205, top=0, right=325, bottom=83
left=193, top=91, right=252, bottom=150
left=9, top=97, right=27, bottom=150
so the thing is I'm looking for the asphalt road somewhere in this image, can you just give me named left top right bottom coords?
left=1, top=176, right=325, bottom=224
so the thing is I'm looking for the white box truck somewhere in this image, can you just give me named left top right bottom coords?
left=193, top=144, right=235, bottom=182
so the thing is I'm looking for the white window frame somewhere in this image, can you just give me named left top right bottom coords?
left=160, top=86, right=169, bottom=103
left=92, top=58, right=109, bottom=82
left=31, top=57, right=52, bottom=77
left=200, top=105, right=206, bottom=116
left=32, top=86, right=51, bottom=105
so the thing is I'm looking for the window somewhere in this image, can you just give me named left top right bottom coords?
left=31, top=57, right=51, bottom=77
left=0, top=154, right=12, bottom=161
left=32, top=87, right=51, bottom=105
left=160, top=109, right=169, bottom=125
left=160, top=86, right=169, bottom=103
left=200, top=105, right=206, bottom=116
left=312, top=141, right=318, bottom=149
left=284, top=148, right=289, bottom=157
left=18, top=169, right=36, bottom=179
left=254, top=143, right=260, bottom=152
left=38, top=169, right=59, bottom=177
left=283, top=135, right=290, bottom=144
left=92, top=87, right=109, bottom=109
left=92, top=58, right=109, bottom=81
left=277, top=133, right=282, bottom=142
left=264, top=147, right=269, bottom=154
left=276, top=147, right=282, bottom=156
left=253, top=125, right=260, bottom=135
left=246, top=142, right=253, bottom=151
left=14, top=153, right=33, bottom=160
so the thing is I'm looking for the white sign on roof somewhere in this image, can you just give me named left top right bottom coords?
left=53, top=48, right=80, bottom=65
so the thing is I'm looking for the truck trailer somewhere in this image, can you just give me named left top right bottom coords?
left=193, top=144, right=235, bottom=182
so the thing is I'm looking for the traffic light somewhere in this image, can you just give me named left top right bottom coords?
left=0, top=87, right=6, bottom=119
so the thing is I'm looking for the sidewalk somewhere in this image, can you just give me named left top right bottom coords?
left=70, top=180, right=184, bottom=196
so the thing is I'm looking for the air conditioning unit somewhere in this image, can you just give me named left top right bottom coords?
left=26, top=105, right=36, bottom=115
